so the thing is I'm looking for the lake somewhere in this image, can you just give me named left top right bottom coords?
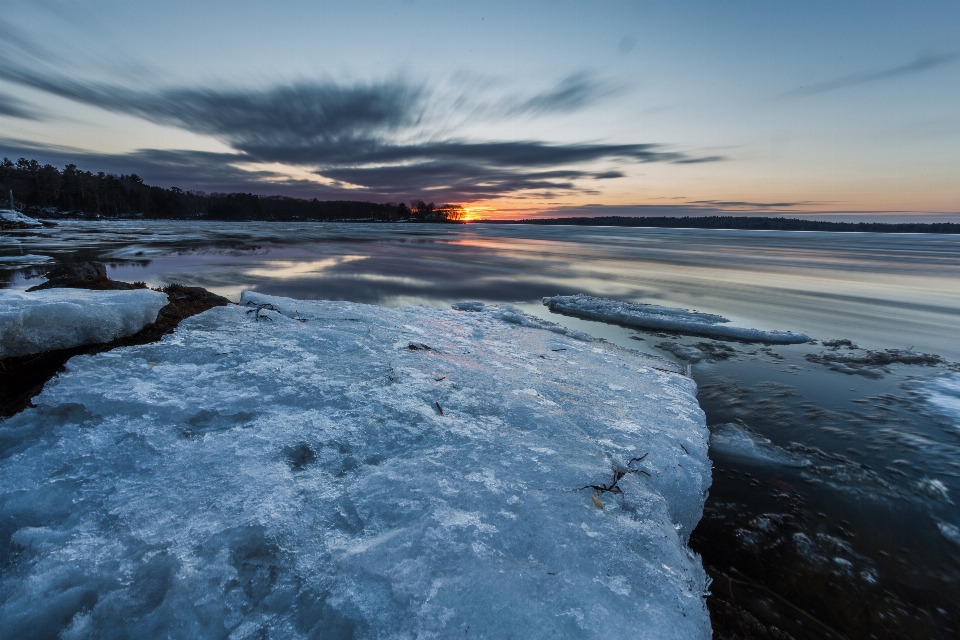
left=4, top=220, right=960, bottom=637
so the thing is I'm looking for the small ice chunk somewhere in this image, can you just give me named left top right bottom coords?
left=452, top=301, right=485, bottom=312
left=543, top=294, right=810, bottom=344
left=709, top=423, right=809, bottom=467
left=913, top=373, right=960, bottom=434
left=0, top=288, right=169, bottom=358
left=658, top=343, right=706, bottom=362
left=937, top=521, right=960, bottom=547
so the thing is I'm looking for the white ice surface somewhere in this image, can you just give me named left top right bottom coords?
left=543, top=294, right=810, bottom=344
left=0, top=288, right=169, bottom=358
left=0, top=292, right=712, bottom=639
left=0, top=208, right=42, bottom=226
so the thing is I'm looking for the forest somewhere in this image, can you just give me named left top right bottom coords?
left=0, top=158, right=465, bottom=222
left=494, top=215, right=960, bottom=234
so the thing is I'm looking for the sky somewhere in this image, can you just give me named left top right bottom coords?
left=1, top=0, right=958, bottom=220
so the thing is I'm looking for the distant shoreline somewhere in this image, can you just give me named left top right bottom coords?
left=477, top=215, right=960, bottom=234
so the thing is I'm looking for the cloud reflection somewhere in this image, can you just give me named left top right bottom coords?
left=243, top=256, right=368, bottom=279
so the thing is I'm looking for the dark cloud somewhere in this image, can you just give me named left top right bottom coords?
left=0, top=93, right=37, bottom=120
left=690, top=200, right=820, bottom=208
left=778, top=51, right=960, bottom=99
left=0, top=35, right=723, bottom=201
left=593, top=171, right=625, bottom=179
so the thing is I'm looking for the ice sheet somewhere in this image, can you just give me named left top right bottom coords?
left=0, top=288, right=169, bottom=358
left=543, top=294, right=810, bottom=344
left=0, top=293, right=712, bottom=639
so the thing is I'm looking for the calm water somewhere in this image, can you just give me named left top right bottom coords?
left=4, top=221, right=960, bottom=637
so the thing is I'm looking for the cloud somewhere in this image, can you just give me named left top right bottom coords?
left=501, top=72, right=621, bottom=116
left=689, top=200, right=821, bottom=209
left=778, top=51, right=960, bottom=99
left=0, top=33, right=723, bottom=201
left=0, top=93, right=38, bottom=120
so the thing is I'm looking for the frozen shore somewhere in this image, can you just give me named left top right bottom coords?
left=0, top=293, right=712, bottom=638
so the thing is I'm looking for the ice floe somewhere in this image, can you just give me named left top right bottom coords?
left=708, top=423, right=809, bottom=467
left=0, top=288, right=169, bottom=358
left=0, top=293, right=712, bottom=638
left=542, top=294, right=810, bottom=344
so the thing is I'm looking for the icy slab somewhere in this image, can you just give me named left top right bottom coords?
left=0, top=208, right=42, bottom=226
left=0, top=293, right=712, bottom=639
left=542, top=294, right=810, bottom=344
left=0, top=288, right=169, bottom=358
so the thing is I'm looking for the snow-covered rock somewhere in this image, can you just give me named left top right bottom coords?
left=0, top=293, right=712, bottom=639
left=0, top=208, right=42, bottom=226
left=0, top=288, right=169, bottom=358
left=543, top=294, right=810, bottom=344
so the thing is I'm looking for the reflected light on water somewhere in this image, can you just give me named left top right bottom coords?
left=243, top=255, right=368, bottom=279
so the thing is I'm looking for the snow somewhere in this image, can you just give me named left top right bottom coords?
left=0, top=208, right=42, bottom=226
left=542, top=294, right=810, bottom=344
left=0, top=293, right=712, bottom=639
left=0, top=288, right=169, bottom=359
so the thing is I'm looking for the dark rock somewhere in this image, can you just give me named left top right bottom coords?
left=26, top=261, right=144, bottom=291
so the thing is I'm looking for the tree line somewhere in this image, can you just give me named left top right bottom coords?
left=1, top=158, right=465, bottom=222
left=489, top=215, right=960, bottom=234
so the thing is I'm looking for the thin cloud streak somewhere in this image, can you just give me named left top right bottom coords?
left=777, top=50, right=960, bottom=98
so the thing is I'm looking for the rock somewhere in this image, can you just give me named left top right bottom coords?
left=26, top=261, right=145, bottom=291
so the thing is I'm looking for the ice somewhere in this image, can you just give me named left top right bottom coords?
left=451, top=301, right=485, bottom=312
left=542, top=294, right=810, bottom=344
left=0, top=288, right=169, bottom=358
left=0, top=293, right=712, bottom=639
left=806, top=347, right=944, bottom=378
left=0, top=254, right=54, bottom=264
left=937, top=521, right=960, bottom=547
left=658, top=343, right=706, bottom=362
left=917, top=373, right=960, bottom=431
left=709, top=423, right=810, bottom=467
left=0, top=208, right=42, bottom=226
